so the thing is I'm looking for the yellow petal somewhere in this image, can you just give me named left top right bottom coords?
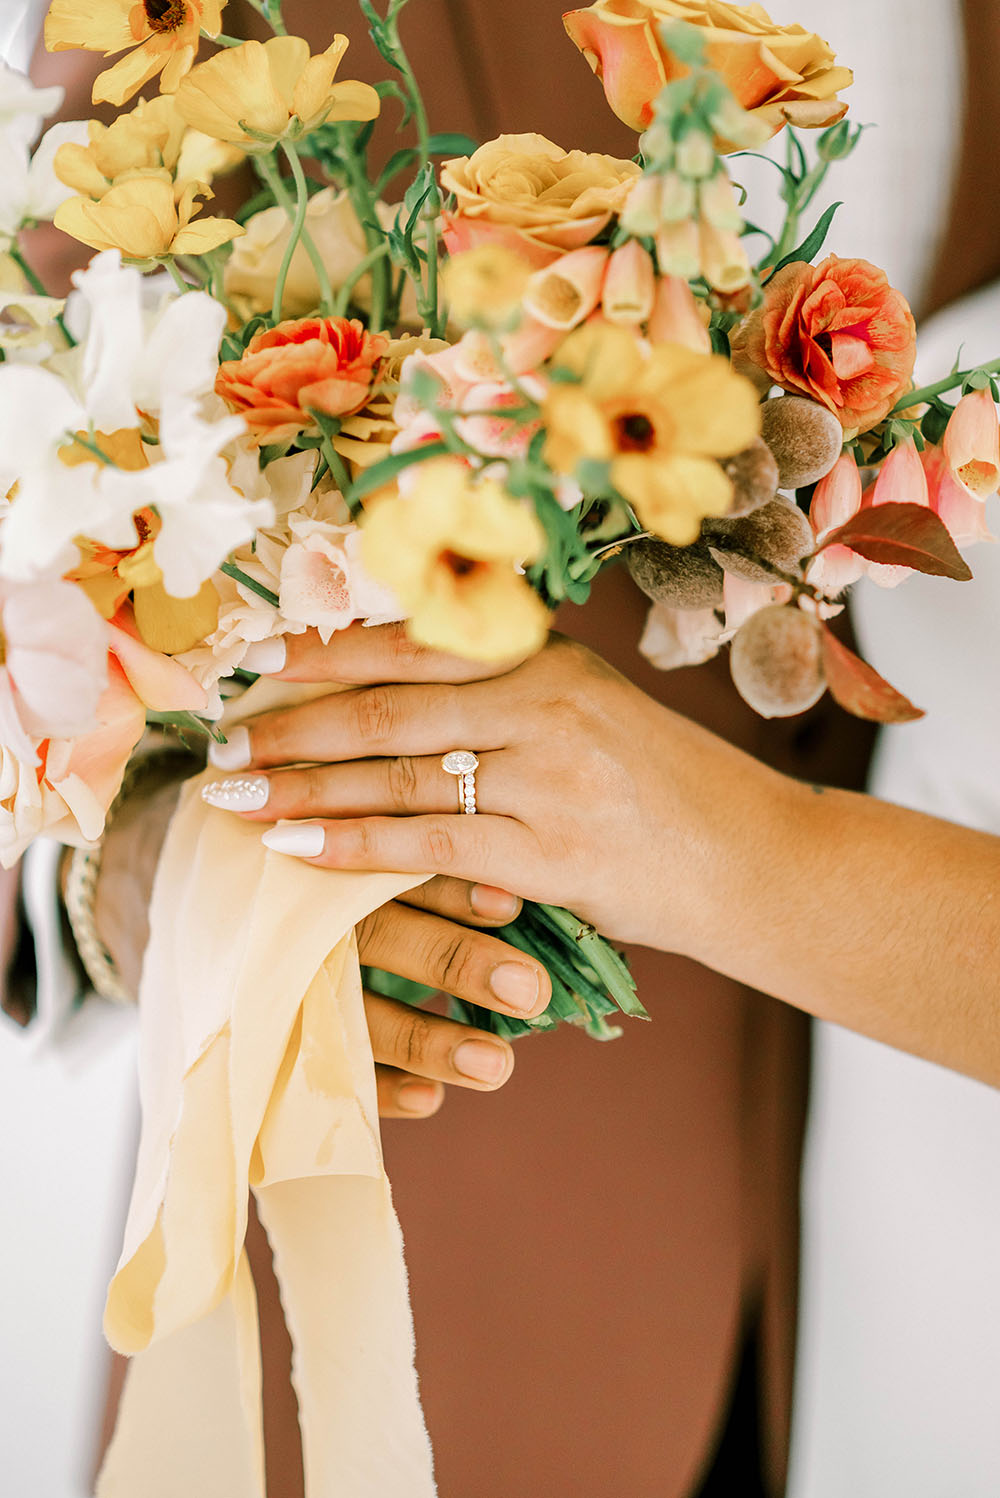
left=613, top=452, right=734, bottom=544
left=134, top=578, right=220, bottom=655
left=315, top=80, right=381, bottom=128
left=44, top=0, right=133, bottom=54
left=170, top=215, right=244, bottom=254
left=54, top=141, right=110, bottom=198
left=265, top=34, right=315, bottom=112
left=92, top=39, right=168, bottom=107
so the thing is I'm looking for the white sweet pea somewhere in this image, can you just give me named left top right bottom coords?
left=60, top=251, right=229, bottom=430
left=0, top=59, right=63, bottom=144
left=0, top=119, right=87, bottom=248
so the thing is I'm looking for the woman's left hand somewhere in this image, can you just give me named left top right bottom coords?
left=201, top=623, right=778, bottom=953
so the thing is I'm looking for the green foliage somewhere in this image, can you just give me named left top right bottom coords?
left=768, top=199, right=842, bottom=275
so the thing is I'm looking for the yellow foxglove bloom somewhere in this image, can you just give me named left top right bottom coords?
left=54, top=176, right=243, bottom=261
left=44, top=0, right=226, bottom=108
left=361, top=460, right=548, bottom=662
left=174, top=35, right=380, bottom=151
left=544, top=323, right=761, bottom=545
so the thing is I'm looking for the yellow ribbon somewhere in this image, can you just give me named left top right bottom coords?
left=97, top=682, right=436, bottom=1496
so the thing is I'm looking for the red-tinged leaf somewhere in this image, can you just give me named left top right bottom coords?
left=817, top=501, right=973, bottom=580
left=821, top=628, right=925, bottom=724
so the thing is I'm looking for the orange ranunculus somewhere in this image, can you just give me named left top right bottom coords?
left=44, top=0, right=225, bottom=108
left=215, top=316, right=389, bottom=446
left=730, top=256, right=916, bottom=437
left=563, top=0, right=852, bottom=144
left=440, top=134, right=640, bottom=270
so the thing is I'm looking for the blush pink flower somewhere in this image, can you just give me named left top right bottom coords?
left=0, top=579, right=109, bottom=766
left=942, top=388, right=1000, bottom=501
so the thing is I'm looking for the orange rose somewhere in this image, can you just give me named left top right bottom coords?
left=440, top=133, right=640, bottom=270
left=215, top=316, right=389, bottom=446
left=730, top=256, right=916, bottom=437
left=563, top=0, right=852, bottom=144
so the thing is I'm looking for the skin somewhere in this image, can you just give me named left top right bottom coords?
left=85, top=775, right=551, bottom=1119
left=203, top=622, right=1000, bottom=1088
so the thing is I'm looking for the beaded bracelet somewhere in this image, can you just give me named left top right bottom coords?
left=63, top=745, right=199, bottom=1004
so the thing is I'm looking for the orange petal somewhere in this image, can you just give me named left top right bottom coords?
left=108, top=615, right=207, bottom=712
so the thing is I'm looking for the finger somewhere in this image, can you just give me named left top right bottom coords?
left=248, top=622, right=526, bottom=687
left=209, top=681, right=510, bottom=773
left=397, top=876, right=522, bottom=927
left=356, top=900, right=549, bottom=1018
left=262, top=812, right=528, bottom=894
left=375, top=1065, right=445, bottom=1120
left=365, top=991, right=515, bottom=1092
left=201, top=750, right=514, bottom=822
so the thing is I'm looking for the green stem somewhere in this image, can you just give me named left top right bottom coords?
left=244, top=0, right=286, bottom=34
left=9, top=245, right=75, bottom=347
left=220, top=561, right=280, bottom=607
left=423, top=204, right=442, bottom=336
left=319, top=435, right=354, bottom=498
left=337, top=131, right=389, bottom=330
left=270, top=145, right=311, bottom=323
left=332, top=241, right=390, bottom=316
left=67, top=430, right=115, bottom=465
left=257, top=152, right=334, bottom=316
left=160, top=257, right=192, bottom=295
left=890, top=357, right=1000, bottom=415
left=205, top=30, right=243, bottom=46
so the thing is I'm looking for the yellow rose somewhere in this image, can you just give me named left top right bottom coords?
left=440, top=133, right=640, bottom=269
left=224, top=187, right=414, bottom=323
left=174, top=34, right=379, bottom=151
left=564, top=0, right=852, bottom=145
left=361, top=459, right=548, bottom=662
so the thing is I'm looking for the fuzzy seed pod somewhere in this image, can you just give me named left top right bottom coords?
left=627, top=537, right=725, bottom=610
left=705, top=497, right=814, bottom=584
left=730, top=604, right=825, bottom=718
left=760, top=395, right=844, bottom=489
left=721, top=437, right=779, bottom=517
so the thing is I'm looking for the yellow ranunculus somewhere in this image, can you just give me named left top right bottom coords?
left=44, top=0, right=226, bottom=107
left=54, top=176, right=243, bottom=261
left=544, top=322, right=761, bottom=544
left=564, top=0, right=852, bottom=145
left=174, top=34, right=380, bottom=151
left=361, top=460, right=549, bottom=662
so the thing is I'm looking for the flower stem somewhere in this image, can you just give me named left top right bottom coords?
left=258, top=150, right=334, bottom=317
left=332, top=242, right=390, bottom=317
left=205, top=29, right=243, bottom=46
left=220, top=561, right=279, bottom=607
left=9, top=245, right=76, bottom=347
left=319, top=434, right=354, bottom=498
left=337, top=132, right=390, bottom=330
left=244, top=0, right=286, bottom=35
left=890, top=356, right=1000, bottom=415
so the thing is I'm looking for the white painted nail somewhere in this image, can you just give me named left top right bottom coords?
left=201, top=776, right=270, bottom=812
left=208, top=725, right=251, bottom=771
left=242, top=637, right=286, bottom=675
left=262, top=821, right=326, bottom=858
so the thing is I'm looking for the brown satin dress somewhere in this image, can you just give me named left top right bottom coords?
left=28, top=5, right=872, bottom=1494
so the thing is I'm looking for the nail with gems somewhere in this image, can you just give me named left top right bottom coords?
left=201, top=776, right=270, bottom=813
left=441, top=750, right=479, bottom=815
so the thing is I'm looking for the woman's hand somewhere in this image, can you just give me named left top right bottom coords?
left=201, top=623, right=782, bottom=953
left=90, top=773, right=550, bottom=1119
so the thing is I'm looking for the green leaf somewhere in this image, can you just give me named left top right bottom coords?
left=220, top=561, right=280, bottom=607
left=768, top=200, right=841, bottom=275
left=345, top=440, right=451, bottom=503
left=426, top=131, right=479, bottom=157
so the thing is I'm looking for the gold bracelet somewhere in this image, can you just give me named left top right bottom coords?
left=63, top=744, right=200, bottom=1004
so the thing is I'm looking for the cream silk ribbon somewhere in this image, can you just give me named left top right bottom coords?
left=96, top=682, right=437, bottom=1497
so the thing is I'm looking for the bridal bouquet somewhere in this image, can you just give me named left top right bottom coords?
left=1, top=0, right=996, bottom=1029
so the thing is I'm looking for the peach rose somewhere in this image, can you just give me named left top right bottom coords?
left=731, top=255, right=916, bottom=436
left=215, top=316, right=389, bottom=446
left=440, top=133, right=640, bottom=269
left=564, top=0, right=852, bottom=143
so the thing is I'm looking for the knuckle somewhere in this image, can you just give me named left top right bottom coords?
left=420, top=820, right=457, bottom=869
left=385, top=755, right=419, bottom=810
left=431, top=930, right=477, bottom=994
left=353, top=685, right=399, bottom=747
left=354, top=907, right=384, bottom=959
left=391, top=1008, right=434, bottom=1070
left=393, top=629, right=432, bottom=672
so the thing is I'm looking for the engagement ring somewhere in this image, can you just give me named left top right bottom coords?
left=441, top=750, right=479, bottom=814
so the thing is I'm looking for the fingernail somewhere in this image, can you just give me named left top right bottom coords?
left=469, top=884, right=520, bottom=922
left=201, top=776, right=270, bottom=812
left=453, top=1040, right=510, bottom=1084
left=397, top=1082, right=442, bottom=1115
left=208, top=725, right=251, bottom=771
left=489, top=961, right=541, bottom=1014
left=262, top=821, right=326, bottom=858
left=242, top=637, right=286, bottom=675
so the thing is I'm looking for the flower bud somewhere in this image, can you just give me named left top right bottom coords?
left=523, top=246, right=609, bottom=330
left=647, top=275, right=711, bottom=352
left=942, top=387, right=1000, bottom=500
left=638, top=123, right=674, bottom=169
left=602, top=240, right=656, bottom=325
left=720, top=438, right=779, bottom=516
left=705, top=496, right=814, bottom=583
left=676, top=129, right=716, bottom=180
left=627, top=537, right=725, bottom=609
left=708, top=96, right=773, bottom=151
left=730, top=604, right=825, bottom=718
left=621, top=174, right=665, bottom=237
left=699, top=223, right=751, bottom=294
left=760, top=395, right=844, bottom=489
left=816, top=119, right=857, bottom=162
left=659, top=170, right=698, bottom=223
left=697, top=171, right=744, bottom=232
left=656, top=220, right=700, bottom=280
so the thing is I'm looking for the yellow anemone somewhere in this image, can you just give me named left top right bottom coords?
left=174, top=34, right=380, bottom=151
left=44, top=0, right=226, bottom=108
left=361, top=460, right=549, bottom=662
left=54, top=176, right=243, bottom=260
left=543, top=322, right=761, bottom=544
left=54, top=94, right=242, bottom=204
